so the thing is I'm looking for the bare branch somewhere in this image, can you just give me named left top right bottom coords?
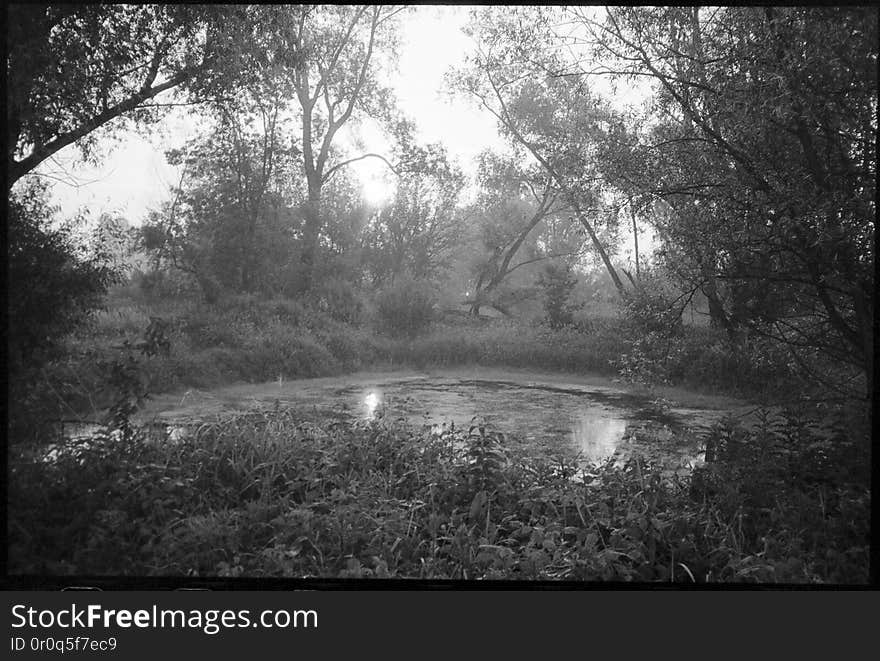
left=322, top=152, right=399, bottom=184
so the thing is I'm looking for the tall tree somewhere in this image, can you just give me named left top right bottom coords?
left=466, top=151, right=568, bottom=315
left=139, top=90, right=300, bottom=300
left=275, top=4, right=406, bottom=290
left=362, top=143, right=464, bottom=286
left=452, top=7, right=628, bottom=296
left=573, top=6, right=876, bottom=397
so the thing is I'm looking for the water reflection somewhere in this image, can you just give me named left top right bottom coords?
left=354, top=382, right=634, bottom=462
left=571, top=413, right=629, bottom=462
left=363, top=391, right=382, bottom=420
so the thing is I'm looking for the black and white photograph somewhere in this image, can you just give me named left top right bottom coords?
left=7, top=4, right=875, bottom=584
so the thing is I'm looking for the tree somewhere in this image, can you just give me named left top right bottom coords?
left=465, top=151, right=567, bottom=315
left=573, top=6, right=876, bottom=397
left=6, top=4, right=252, bottom=188
left=452, top=7, right=628, bottom=297
left=7, top=180, right=120, bottom=376
left=538, top=262, right=580, bottom=329
left=276, top=4, right=407, bottom=290
left=362, top=143, right=465, bottom=286
left=139, top=93, right=300, bottom=300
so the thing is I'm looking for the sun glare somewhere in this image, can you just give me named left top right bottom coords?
left=361, top=175, right=395, bottom=207
left=364, top=391, right=382, bottom=419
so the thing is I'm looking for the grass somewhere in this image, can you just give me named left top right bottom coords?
left=26, top=288, right=804, bottom=429
left=8, top=408, right=869, bottom=582
left=388, top=318, right=627, bottom=374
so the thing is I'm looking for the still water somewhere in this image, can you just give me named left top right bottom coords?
left=338, top=376, right=702, bottom=465
left=48, top=370, right=743, bottom=467
left=128, top=369, right=740, bottom=467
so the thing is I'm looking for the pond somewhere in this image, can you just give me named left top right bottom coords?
left=131, top=368, right=748, bottom=468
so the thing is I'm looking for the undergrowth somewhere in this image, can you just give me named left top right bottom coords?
left=8, top=410, right=869, bottom=582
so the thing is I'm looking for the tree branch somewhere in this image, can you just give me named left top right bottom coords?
left=9, top=67, right=196, bottom=188
left=322, top=152, right=399, bottom=184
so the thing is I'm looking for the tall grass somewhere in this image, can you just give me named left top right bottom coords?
left=389, top=320, right=627, bottom=374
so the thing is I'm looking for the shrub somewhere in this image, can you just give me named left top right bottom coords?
left=309, top=277, right=365, bottom=325
left=537, top=263, right=581, bottom=329
left=180, top=311, right=242, bottom=348
left=375, top=277, right=437, bottom=338
left=617, top=278, right=704, bottom=386
left=321, top=330, right=364, bottom=368
left=8, top=182, right=123, bottom=444
left=620, top=279, right=684, bottom=337
left=7, top=181, right=121, bottom=378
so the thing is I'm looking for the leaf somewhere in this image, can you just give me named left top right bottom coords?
left=469, top=490, right=489, bottom=522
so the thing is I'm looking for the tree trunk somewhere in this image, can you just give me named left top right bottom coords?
left=703, top=278, right=738, bottom=339
left=631, top=202, right=640, bottom=279
left=469, top=270, right=488, bottom=316
left=852, top=286, right=873, bottom=401
left=570, top=197, right=626, bottom=296
left=299, top=184, right=322, bottom=293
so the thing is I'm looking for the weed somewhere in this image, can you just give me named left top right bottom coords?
left=8, top=409, right=869, bottom=582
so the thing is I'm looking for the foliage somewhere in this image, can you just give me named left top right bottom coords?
left=6, top=4, right=245, bottom=186
left=308, top=277, right=366, bottom=325
left=9, top=409, right=868, bottom=582
left=538, top=262, right=581, bottom=329
left=7, top=184, right=124, bottom=446
left=388, top=317, right=626, bottom=375
left=596, top=271, right=799, bottom=393
left=690, top=410, right=870, bottom=582
left=362, top=144, right=465, bottom=286
left=581, top=6, right=876, bottom=397
left=462, top=150, right=583, bottom=316
left=271, top=5, right=407, bottom=289
left=7, top=182, right=121, bottom=379
left=375, top=278, right=437, bottom=338
left=449, top=5, right=874, bottom=398
left=102, top=317, right=173, bottom=441
left=138, top=89, right=301, bottom=301
left=620, top=276, right=685, bottom=337
left=619, top=329, right=781, bottom=395
left=31, top=280, right=811, bottom=440
left=453, top=8, right=628, bottom=295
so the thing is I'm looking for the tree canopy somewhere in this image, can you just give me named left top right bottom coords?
left=6, top=4, right=253, bottom=187
left=7, top=4, right=875, bottom=400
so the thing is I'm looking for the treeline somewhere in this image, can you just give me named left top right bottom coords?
left=7, top=6, right=875, bottom=405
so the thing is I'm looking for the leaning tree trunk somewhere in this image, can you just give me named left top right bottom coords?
left=631, top=202, right=640, bottom=279
left=469, top=271, right=488, bottom=316
left=570, top=197, right=626, bottom=296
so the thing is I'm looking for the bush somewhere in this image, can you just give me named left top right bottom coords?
left=375, top=277, right=437, bottom=338
left=8, top=410, right=869, bottom=581
left=8, top=182, right=123, bottom=444
left=7, top=181, right=121, bottom=377
left=538, top=263, right=581, bottom=329
left=309, top=277, right=365, bottom=325
left=133, top=268, right=200, bottom=301
left=617, top=323, right=800, bottom=397
left=617, top=279, right=708, bottom=386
